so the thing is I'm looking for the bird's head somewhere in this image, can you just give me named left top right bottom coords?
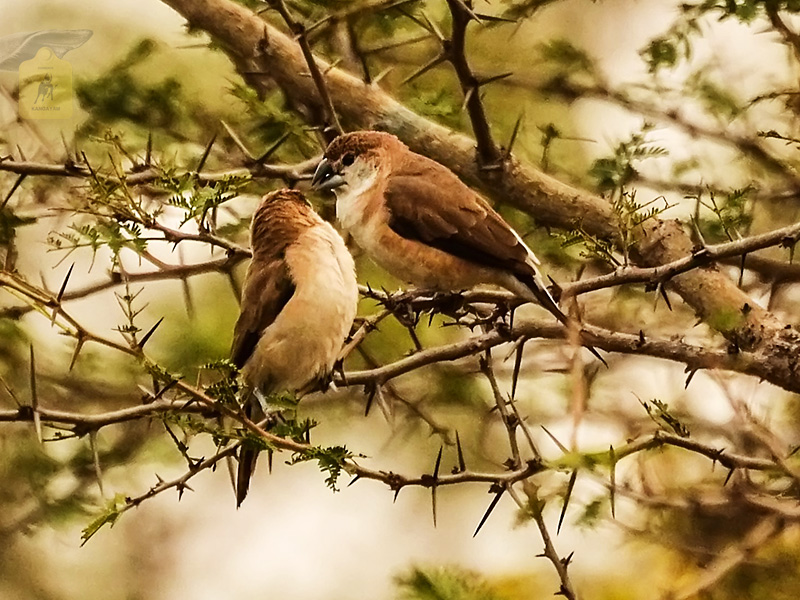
left=312, top=131, right=405, bottom=193
left=251, top=189, right=318, bottom=258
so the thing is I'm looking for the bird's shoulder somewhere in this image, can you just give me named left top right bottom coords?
left=390, top=153, right=488, bottom=212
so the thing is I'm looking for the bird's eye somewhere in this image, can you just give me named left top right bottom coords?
left=342, top=153, right=355, bottom=166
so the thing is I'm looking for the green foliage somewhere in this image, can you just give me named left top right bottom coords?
left=642, top=1, right=800, bottom=73
left=76, top=39, right=184, bottom=135
left=50, top=219, right=147, bottom=262
left=47, top=152, right=158, bottom=266
left=0, top=204, right=36, bottom=246
left=228, top=83, right=319, bottom=159
left=113, top=286, right=147, bottom=342
left=576, top=496, right=607, bottom=530
left=559, top=226, right=619, bottom=266
left=589, top=125, right=668, bottom=192
left=80, top=493, right=127, bottom=544
left=395, top=566, right=507, bottom=600
left=641, top=15, right=700, bottom=73
left=561, top=186, right=673, bottom=267
left=160, top=170, right=251, bottom=228
left=695, top=0, right=800, bottom=21
left=687, top=72, right=743, bottom=120
left=289, top=444, right=352, bottom=491
left=201, top=359, right=240, bottom=405
left=559, top=126, right=674, bottom=266
left=640, top=398, right=691, bottom=437
left=691, top=187, right=754, bottom=243
left=405, top=88, right=463, bottom=130
left=538, top=39, right=595, bottom=75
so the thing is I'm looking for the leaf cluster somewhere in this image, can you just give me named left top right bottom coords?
left=640, top=398, right=691, bottom=438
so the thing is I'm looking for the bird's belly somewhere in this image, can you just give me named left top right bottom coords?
left=241, top=231, right=358, bottom=395
left=354, top=219, right=493, bottom=291
left=241, top=294, right=348, bottom=393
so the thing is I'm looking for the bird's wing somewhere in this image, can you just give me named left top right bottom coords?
left=384, top=159, right=574, bottom=325
left=384, top=160, right=538, bottom=276
left=231, top=257, right=296, bottom=369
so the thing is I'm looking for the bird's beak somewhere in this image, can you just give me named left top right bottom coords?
left=311, top=158, right=345, bottom=191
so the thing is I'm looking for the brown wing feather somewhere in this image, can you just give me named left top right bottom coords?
left=384, top=158, right=533, bottom=277
left=231, top=257, right=295, bottom=507
left=384, top=150, right=606, bottom=366
left=230, top=257, right=296, bottom=369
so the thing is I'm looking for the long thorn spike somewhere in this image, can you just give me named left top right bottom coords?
left=221, top=120, right=255, bottom=160
left=511, top=338, right=525, bottom=399
left=90, top=431, right=105, bottom=496
left=473, top=486, right=505, bottom=537
left=461, top=86, right=474, bottom=113
left=541, top=425, right=569, bottom=453
left=421, top=11, right=445, bottom=41
left=477, top=71, right=513, bottom=87
left=68, top=336, right=85, bottom=371
left=558, top=470, right=578, bottom=534
left=256, top=131, right=292, bottom=164
left=139, top=317, right=165, bottom=350
left=56, top=263, right=75, bottom=303
left=431, top=445, right=443, bottom=527
left=455, top=431, right=466, bottom=472
left=505, top=112, right=524, bottom=158
left=196, top=132, right=218, bottom=172
left=609, top=445, right=617, bottom=519
left=29, top=345, right=42, bottom=444
left=401, top=53, right=446, bottom=85
left=145, top=131, right=153, bottom=166
left=452, top=0, right=480, bottom=22
left=2, top=174, right=26, bottom=209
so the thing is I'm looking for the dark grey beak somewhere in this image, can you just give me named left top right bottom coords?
left=311, top=158, right=345, bottom=191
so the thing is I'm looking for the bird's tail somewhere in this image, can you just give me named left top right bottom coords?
left=520, top=269, right=607, bottom=366
left=236, top=396, right=265, bottom=507
left=523, top=270, right=569, bottom=325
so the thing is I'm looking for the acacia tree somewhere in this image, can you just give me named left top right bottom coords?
left=3, top=0, right=800, bottom=598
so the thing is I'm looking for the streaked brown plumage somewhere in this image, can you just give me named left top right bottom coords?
left=232, top=189, right=358, bottom=506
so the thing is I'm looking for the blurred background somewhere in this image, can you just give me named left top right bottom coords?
left=2, top=1, right=800, bottom=599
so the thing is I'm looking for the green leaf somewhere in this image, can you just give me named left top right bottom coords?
left=290, top=445, right=352, bottom=491
left=81, top=493, right=128, bottom=545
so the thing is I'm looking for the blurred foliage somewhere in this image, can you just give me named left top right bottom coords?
left=396, top=566, right=508, bottom=600
left=76, top=39, right=186, bottom=137
left=715, top=537, right=800, bottom=600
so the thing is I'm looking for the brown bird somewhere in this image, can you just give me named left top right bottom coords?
left=311, top=131, right=589, bottom=340
left=231, top=189, right=358, bottom=506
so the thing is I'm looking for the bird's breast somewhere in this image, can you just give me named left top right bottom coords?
left=335, top=171, right=380, bottom=232
left=241, top=223, right=358, bottom=394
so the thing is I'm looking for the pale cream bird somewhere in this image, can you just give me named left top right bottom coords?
left=311, top=131, right=585, bottom=335
left=231, top=189, right=358, bottom=506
